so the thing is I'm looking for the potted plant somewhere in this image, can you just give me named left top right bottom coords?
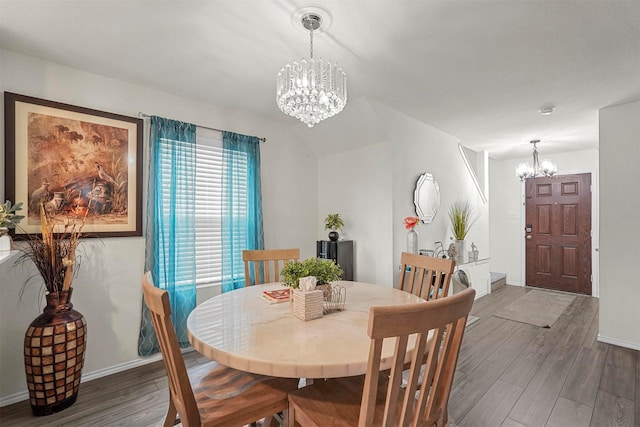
left=0, top=200, right=24, bottom=252
left=280, top=257, right=343, bottom=289
left=324, top=213, right=345, bottom=242
left=15, top=204, right=89, bottom=416
left=448, top=200, right=477, bottom=261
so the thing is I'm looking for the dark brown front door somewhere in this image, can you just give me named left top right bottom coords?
left=525, top=173, right=592, bottom=295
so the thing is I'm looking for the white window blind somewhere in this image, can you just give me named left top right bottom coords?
left=194, top=135, right=224, bottom=285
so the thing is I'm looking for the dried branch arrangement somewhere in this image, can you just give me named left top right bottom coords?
left=17, top=203, right=88, bottom=294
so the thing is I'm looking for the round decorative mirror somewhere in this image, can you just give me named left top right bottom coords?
left=413, top=173, right=440, bottom=224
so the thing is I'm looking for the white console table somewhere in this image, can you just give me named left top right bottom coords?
left=455, top=257, right=490, bottom=299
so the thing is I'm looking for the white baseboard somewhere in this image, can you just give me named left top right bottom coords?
left=0, top=391, right=30, bottom=408
left=0, top=353, right=164, bottom=408
left=474, top=289, right=487, bottom=300
left=597, top=334, right=640, bottom=351
left=82, top=353, right=165, bottom=383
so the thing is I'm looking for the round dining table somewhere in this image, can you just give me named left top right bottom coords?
left=187, top=281, right=424, bottom=379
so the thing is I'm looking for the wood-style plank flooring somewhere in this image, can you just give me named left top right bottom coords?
left=450, top=285, right=637, bottom=427
left=1, top=285, right=637, bottom=426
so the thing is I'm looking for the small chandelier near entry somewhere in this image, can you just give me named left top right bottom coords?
left=276, top=13, right=347, bottom=128
left=516, top=140, right=558, bottom=181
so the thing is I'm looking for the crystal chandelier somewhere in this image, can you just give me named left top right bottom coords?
left=276, top=13, right=347, bottom=128
left=516, top=140, right=558, bottom=181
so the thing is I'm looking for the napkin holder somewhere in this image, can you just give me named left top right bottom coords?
left=323, top=284, right=347, bottom=314
left=293, top=289, right=324, bottom=321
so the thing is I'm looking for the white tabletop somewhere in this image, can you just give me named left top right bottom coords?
left=187, top=281, right=424, bottom=379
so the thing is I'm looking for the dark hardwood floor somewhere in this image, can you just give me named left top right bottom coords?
left=450, top=285, right=637, bottom=427
left=0, top=285, right=637, bottom=426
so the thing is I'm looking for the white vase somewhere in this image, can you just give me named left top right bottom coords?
left=0, top=227, right=12, bottom=252
left=454, top=239, right=466, bottom=262
left=407, top=229, right=419, bottom=254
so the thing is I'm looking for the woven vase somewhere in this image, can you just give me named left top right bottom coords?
left=24, top=289, right=87, bottom=416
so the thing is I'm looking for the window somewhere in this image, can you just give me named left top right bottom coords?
left=195, top=133, right=249, bottom=286
left=156, top=131, right=248, bottom=287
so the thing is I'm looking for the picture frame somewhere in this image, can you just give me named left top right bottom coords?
left=4, top=92, right=143, bottom=237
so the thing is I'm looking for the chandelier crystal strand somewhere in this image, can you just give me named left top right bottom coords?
left=276, top=13, right=347, bottom=128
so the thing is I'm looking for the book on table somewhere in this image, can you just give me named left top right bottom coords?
left=262, top=288, right=291, bottom=304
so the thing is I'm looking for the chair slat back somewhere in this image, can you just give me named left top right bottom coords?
left=242, top=248, right=300, bottom=286
left=398, top=252, right=455, bottom=300
left=141, top=272, right=200, bottom=426
left=359, top=287, right=475, bottom=427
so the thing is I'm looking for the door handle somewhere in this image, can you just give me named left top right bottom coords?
left=526, top=235, right=532, bottom=240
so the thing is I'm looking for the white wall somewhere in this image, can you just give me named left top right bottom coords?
left=0, top=49, right=318, bottom=404
left=380, top=103, right=489, bottom=297
left=488, top=157, right=525, bottom=285
left=489, top=149, right=599, bottom=292
left=317, top=142, right=393, bottom=285
left=315, top=101, right=490, bottom=294
left=598, top=100, right=640, bottom=350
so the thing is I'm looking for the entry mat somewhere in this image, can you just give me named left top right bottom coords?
left=466, top=315, right=480, bottom=328
left=492, top=289, right=575, bottom=328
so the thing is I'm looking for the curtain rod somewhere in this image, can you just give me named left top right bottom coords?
left=137, top=112, right=266, bottom=143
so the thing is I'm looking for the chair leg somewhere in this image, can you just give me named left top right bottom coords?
left=436, top=411, right=447, bottom=427
left=287, top=405, right=295, bottom=427
left=266, top=415, right=284, bottom=427
left=263, top=410, right=287, bottom=427
left=163, top=399, right=179, bottom=427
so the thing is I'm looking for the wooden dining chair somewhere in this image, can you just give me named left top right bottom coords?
left=141, top=272, right=298, bottom=427
left=287, top=287, right=476, bottom=427
left=398, top=253, right=457, bottom=385
left=398, top=252, right=455, bottom=300
left=242, top=248, right=300, bottom=286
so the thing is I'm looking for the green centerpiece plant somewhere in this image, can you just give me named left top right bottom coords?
left=280, top=257, right=343, bottom=289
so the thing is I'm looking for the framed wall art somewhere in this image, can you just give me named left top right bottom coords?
left=4, top=92, right=143, bottom=237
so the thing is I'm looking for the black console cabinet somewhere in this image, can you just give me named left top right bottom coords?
left=317, top=240, right=354, bottom=281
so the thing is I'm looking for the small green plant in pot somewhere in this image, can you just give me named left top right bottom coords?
left=280, top=257, right=343, bottom=289
left=324, top=213, right=344, bottom=242
left=0, top=200, right=24, bottom=252
left=0, top=200, right=25, bottom=229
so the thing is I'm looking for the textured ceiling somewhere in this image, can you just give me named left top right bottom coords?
left=1, top=0, right=639, bottom=159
